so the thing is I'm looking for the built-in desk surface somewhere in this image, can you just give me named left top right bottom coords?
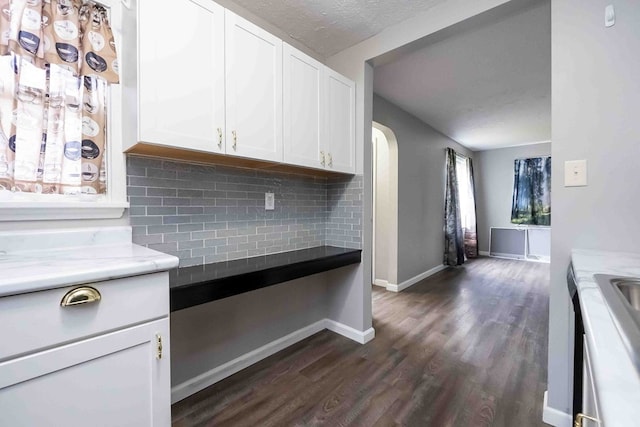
left=170, top=246, right=361, bottom=312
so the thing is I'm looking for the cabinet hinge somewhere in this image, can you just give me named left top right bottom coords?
left=156, top=333, right=163, bottom=360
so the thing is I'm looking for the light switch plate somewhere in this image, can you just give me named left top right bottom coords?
left=265, top=192, right=275, bottom=210
left=564, top=160, right=588, bottom=187
left=605, top=5, right=615, bottom=27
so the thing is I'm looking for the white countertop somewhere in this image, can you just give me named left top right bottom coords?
left=0, top=226, right=179, bottom=297
left=571, top=249, right=640, bottom=425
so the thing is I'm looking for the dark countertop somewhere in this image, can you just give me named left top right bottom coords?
left=170, top=246, right=362, bottom=312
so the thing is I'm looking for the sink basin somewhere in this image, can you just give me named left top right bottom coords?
left=594, top=275, right=640, bottom=371
left=614, top=279, right=640, bottom=310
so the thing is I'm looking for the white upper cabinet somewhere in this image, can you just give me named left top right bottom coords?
left=137, top=0, right=226, bottom=154
left=283, top=43, right=324, bottom=170
left=131, top=0, right=354, bottom=173
left=225, top=11, right=283, bottom=163
left=325, top=69, right=356, bottom=174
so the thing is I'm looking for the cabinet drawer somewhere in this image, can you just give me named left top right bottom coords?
left=0, top=272, right=169, bottom=361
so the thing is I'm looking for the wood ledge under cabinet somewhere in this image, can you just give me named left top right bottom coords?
left=125, top=142, right=355, bottom=178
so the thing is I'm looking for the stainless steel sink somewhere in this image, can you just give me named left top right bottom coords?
left=594, top=275, right=640, bottom=370
left=613, top=279, right=640, bottom=310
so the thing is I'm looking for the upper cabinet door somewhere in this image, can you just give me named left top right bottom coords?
left=225, top=11, right=283, bottom=163
left=325, top=69, right=356, bottom=174
left=138, top=0, right=225, bottom=154
left=283, top=44, right=324, bottom=170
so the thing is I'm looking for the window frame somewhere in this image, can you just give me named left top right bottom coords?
left=0, top=0, right=128, bottom=222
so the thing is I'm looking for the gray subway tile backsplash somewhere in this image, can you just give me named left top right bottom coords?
left=127, top=156, right=362, bottom=267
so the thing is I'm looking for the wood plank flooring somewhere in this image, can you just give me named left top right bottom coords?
left=172, top=257, right=550, bottom=427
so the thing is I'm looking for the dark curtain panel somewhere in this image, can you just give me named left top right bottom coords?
left=511, top=157, right=552, bottom=226
left=444, top=148, right=464, bottom=266
left=464, top=158, right=478, bottom=258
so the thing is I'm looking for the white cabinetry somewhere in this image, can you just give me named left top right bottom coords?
left=128, top=0, right=355, bottom=174
left=284, top=44, right=356, bottom=173
left=0, top=274, right=171, bottom=427
left=225, top=11, right=283, bottom=162
left=283, top=43, right=324, bottom=169
left=325, top=69, right=356, bottom=173
left=137, top=0, right=225, bottom=154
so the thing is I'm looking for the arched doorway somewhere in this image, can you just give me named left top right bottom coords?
left=372, top=122, right=398, bottom=289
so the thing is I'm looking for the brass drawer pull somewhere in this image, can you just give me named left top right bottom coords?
left=60, top=286, right=102, bottom=307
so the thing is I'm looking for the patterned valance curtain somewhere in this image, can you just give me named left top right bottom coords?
left=0, top=0, right=119, bottom=196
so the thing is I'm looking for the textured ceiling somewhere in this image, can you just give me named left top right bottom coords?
left=373, top=1, right=551, bottom=151
left=231, top=0, right=447, bottom=57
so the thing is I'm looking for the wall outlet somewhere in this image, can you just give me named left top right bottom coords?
left=265, top=192, right=275, bottom=210
left=564, top=160, right=588, bottom=187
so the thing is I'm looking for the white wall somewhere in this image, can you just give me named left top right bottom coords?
left=548, top=0, right=640, bottom=421
left=373, top=95, right=474, bottom=283
left=171, top=274, right=327, bottom=396
left=373, top=127, right=391, bottom=283
left=475, top=143, right=551, bottom=253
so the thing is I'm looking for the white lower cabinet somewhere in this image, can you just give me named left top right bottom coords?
left=0, top=274, right=171, bottom=427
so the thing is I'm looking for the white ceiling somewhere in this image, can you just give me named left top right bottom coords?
left=231, top=0, right=447, bottom=58
left=373, top=1, right=551, bottom=151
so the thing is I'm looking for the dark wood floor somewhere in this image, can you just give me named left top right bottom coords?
left=172, top=257, right=550, bottom=427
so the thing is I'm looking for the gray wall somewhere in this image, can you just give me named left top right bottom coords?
left=373, top=94, right=473, bottom=283
left=127, top=156, right=366, bottom=393
left=548, top=0, right=640, bottom=416
left=475, top=143, right=551, bottom=253
left=326, top=176, right=363, bottom=250
left=127, top=156, right=360, bottom=267
left=171, top=273, right=327, bottom=389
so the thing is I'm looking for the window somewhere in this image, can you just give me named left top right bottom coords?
left=455, top=153, right=475, bottom=232
left=0, top=0, right=127, bottom=221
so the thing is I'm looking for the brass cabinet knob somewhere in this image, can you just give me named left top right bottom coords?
left=60, top=286, right=101, bottom=307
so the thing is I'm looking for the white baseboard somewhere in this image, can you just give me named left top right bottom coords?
left=479, top=250, right=490, bottom=256
left=373, top=279, right=388, bottom=287
left=387, top=264, right=448, bottom=292
left=542, top=391, right=572, bottom=427
left=171, top=318, right=375, bottom=403
left=325, top=319, right=375, bottom=344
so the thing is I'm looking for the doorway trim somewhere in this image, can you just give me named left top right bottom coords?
left=372, top=121, right=399, bottom=289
